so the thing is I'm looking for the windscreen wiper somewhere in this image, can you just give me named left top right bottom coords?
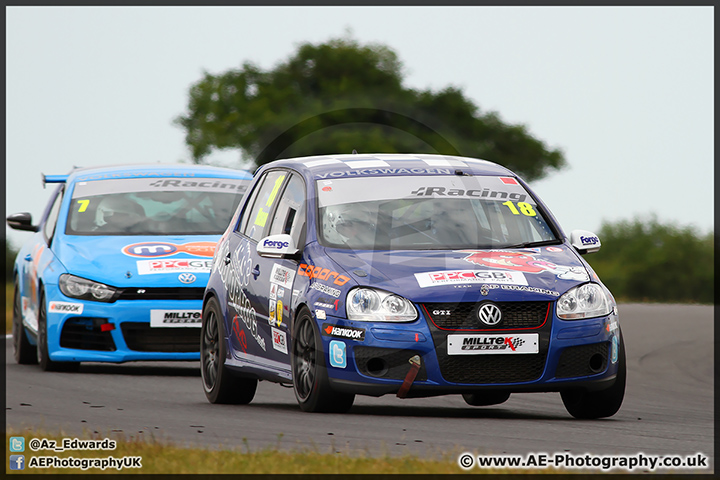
left=500, top=239, right=563, bottom=249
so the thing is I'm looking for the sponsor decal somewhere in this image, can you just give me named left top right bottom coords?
left=292, top=289, right=300, bottom=302
left=269, top=283, right=278, bottom=300
left=122, top=241, right=216, bottom=258
left=310, top=282, right=342, bottom=298
left=499, top=177, right=519, bottom=185
left=276, top=300, right=283, bottom=326
left=49, top=301, right=83, bottom=315
left=415, top=270, right=528, bottom=288
left=607, top=318, right=619, bottom=333
left=329, top=340, right=347, bottom=368
left=232, top=318, right=248, bottom=353
left=272, top=327, right=288, bottom=354
left=316, top=310, right=327, bottom=320
left=136, top=259, right=213, bottom=275
left=447, top=334, right=539, bottom=355
left=277, top=287, right=285, bottom=299
left=316, top=167, right=453, bottom=179
left=270, top=264, right=296, bottom=289
left=77, top=171, right=199, bottom=181
left=263, top=238, right=289, bottom=250
left=500, top=284, right=560, bottom=297
left=546, top=246, right=564, bottom=252
left=410, top=186, right=526, bottom=202
left=611, top=335, right=619, bottom=363
left=322, top=186, right=333, bottom=192
left=298, top=264, right=350, bottom=286
left=315, top=302, right=335, bottom=309
left=150, top=310, right=201, bottom=328
left=178, top=273, right=196, bottom=284
left=460, top=250, right=589, bottom=281
left=316, top=297, right=341, bottom=310
left=214, top=240, right=264, bottom=351
left=580, top=235, right=599, bottom=246
left=480, top=285, right=490, bottom=296
left=268, top=300, right=276, bottom=325
left=322, top=323, right=365, bottom=341
left=147, top=178, right=248, bottom=191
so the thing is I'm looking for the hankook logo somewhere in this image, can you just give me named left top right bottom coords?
left=477, top=303, right=502, bottom=326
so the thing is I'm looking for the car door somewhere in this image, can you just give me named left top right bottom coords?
left=223, top=169, right=293, bottom=362
left=22, top=185, right=64, bottom=333
left=250, top=172, right=306, bottom=366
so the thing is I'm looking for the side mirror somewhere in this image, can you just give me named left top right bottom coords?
left=257, top=234, right=301, bottom=259
left=7, top=212, right=39, bottom=232
left=570, top=230, right=601, bottom=255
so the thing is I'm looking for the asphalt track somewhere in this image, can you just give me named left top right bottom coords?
left=5, top=304, right=714, bottom=473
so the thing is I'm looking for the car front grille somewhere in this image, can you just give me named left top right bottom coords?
left=120, top=323, right=200, bottom=352
left=555, top=342, right=609, bottom=379
left=60, top=318, right=116, bottom=351
left=116, top=288, right=205, bottom=301
left=425, top=300, right=552, bottom=384
left=422, top=301, right=549, bottom=330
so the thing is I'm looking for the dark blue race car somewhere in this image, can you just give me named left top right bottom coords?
left=8, top=164, right=252, bottom=370
left=201, top=154, right=625, bottom=419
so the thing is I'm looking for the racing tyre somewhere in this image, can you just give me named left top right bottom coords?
left=37, top=292, right=80, bottom=372
left=462, top=391, right=511, bottom=407
left=201, top=297, right=257, bottom=404
left=561, top=332, right=626, bottom=419
left=13, top=282, right=37, bottom=364
left=291, top=308, right=355, bottom=413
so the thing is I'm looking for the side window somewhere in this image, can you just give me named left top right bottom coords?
left=43, top=187, right=64, bottom=244
left=242, top=170, right=287, bottom=242
left=269, top=174, right=306, bottom=247
left=237, top=176, right=266, bottom=234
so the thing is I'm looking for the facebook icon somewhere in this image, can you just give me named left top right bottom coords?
left=10, top=455, right=25, bottom=470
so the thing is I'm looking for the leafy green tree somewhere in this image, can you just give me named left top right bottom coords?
left=5, top=239, right=18, bottom=281
left=175, top=36, right=565, bottom=181
left=587, top=216, right=714, bottom=304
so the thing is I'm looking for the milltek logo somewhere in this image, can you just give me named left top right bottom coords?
left=462, top=336, right=525, bottom=351
left=322, top=323, right=365, bottom=341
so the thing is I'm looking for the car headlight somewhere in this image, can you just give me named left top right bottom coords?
left=556, top=283, right=611, bottom=320
left=346, top=288, right=418, bottom=322
left=59, top=274, right=118, bottom=303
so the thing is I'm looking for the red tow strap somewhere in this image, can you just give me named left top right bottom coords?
left=397, top=355, right=422, bottom=398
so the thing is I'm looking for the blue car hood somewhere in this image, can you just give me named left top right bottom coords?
left=53, top=235, right=220, bottom=288
left=323, top=245, right=591, bottom=303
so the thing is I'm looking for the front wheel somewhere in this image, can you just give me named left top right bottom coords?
left=561, top=333, right=626, bottom=419
left=37, top=292, right=79, bottom=372
left=13, top=282, right=37, bottom=364
left=201, top=297, right=257, bottom=404
left=291, top=308, right=354, bottom=413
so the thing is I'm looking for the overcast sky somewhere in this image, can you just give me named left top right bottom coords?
left=5, top=6, right=714, bottom=249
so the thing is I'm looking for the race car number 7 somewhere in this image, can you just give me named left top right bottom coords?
left=502, top=200, right=536, bottom=217
left=76, top=199, right=90, bottom=212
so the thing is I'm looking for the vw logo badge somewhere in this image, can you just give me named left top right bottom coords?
left=179, top=273, right=196, bottom=284
left=478, top=303, right=502, bottom=326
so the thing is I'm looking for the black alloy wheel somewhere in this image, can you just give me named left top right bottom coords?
left=13, top=282, right=37, bottom=364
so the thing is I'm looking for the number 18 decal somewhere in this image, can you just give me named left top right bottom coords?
left=502, top=201, right=536, bottom=217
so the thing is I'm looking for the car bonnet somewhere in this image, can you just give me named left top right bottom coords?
left=323, top=244, right=591, bottom=304
left=53, top=235, right=219, bottom=288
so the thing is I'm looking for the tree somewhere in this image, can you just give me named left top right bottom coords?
left=175, top=36, right=565, bottom=181
left=586, top=216, right=714, bottom=304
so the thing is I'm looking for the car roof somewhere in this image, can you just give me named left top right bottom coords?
left=56, top=163, right=252, bottom=184
left=264, top=153, right=516, bottom=180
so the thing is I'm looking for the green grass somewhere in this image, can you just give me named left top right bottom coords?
left=6, top=428, right=561, bottom=475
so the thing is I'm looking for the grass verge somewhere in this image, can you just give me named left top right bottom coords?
left=5, top=428, right=561, bottom=475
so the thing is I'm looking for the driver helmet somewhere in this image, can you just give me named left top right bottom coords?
left=95, top=196, right=144, bottom=228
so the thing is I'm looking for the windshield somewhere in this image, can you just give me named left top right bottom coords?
left=317, top=176, right=558, bottom=250
left=67, top=177, right=249, bottom=235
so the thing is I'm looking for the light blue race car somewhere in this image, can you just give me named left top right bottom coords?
left=7, top=164, right=252, bottom=370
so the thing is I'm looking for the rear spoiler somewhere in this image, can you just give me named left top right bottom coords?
left=41, top=174, right=69, bottom=188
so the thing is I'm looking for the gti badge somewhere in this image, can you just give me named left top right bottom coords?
left=477, top=303, right=502, bottom=326
left=179, top=273, right=196, bottom=284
